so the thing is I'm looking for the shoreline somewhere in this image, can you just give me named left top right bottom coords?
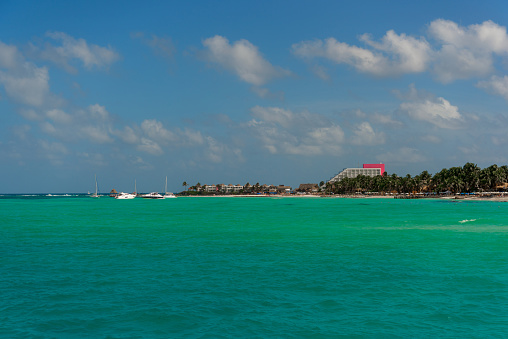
left=177, top=194, right=508, bottom=201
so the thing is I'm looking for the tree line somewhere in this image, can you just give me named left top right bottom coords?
left=325, top=163, right=508, bottom=195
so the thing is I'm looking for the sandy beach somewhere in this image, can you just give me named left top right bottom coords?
left=181, top=194, right=508, bottom=201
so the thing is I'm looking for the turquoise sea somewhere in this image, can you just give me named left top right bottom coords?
left=1, top=195, right=508, bottom=338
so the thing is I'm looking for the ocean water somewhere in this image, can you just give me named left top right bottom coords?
left=1, top=196, right=508, bottom=338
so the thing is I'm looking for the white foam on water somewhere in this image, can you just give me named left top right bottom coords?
left=459, top=219, right=477, bottom=223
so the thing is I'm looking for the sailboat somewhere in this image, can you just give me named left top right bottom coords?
left=90, top=175, right=100, bottom=198
left=163, top=176, right=176, bottom=199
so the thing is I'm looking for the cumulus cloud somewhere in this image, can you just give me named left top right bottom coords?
left=39, top=104, right=114, bottom=143
left=399, top=98, right=462, bottom=129
left=292, top=30, right=431, bottom=77
left=248, top=106, right=344, bottom=155
left=396, top=85, right=463, bottom=129
left=202, top=35, right=291, bottom=86
left=114, top=119, right=208, bottom=156
left=113, top=126, right=139, bottom=145
left=0, top=64, right=49, bottom=107
left=292, top=19, right=508, bottom=83
left=428, top=20, right=508, bottom=82
left=0, top=41, right=50, bottom=107
left=477, top=75, right=508, bottom=101
left=0, top=41, right=19, bottom=69
left=137, top=137, right=163, bottom=155
left=141, top=119, right=176, bottom=143
left=350, top=121, right=385, bottom=145
left=46, top=109, right=72, bottom=124
left=31, top=32, right=119, bottom=72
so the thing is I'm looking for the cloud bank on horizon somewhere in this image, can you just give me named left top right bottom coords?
left=1, top=3, right=508, bottom=192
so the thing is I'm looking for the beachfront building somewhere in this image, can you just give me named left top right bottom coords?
left=189, top=182, right=291, bottom=195
left=328, top=164, right=385, bottom=184
left=200, top=184, right=245, bottom=193
left=297, top=183, right=319, bottom=193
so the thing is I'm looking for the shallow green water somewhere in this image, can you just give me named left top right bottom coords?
left=1, top=196, right=508, bottom=338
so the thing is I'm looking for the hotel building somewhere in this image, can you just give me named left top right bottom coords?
left=328, top=164, right=385, bottom=183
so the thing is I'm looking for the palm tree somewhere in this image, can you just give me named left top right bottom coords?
left=182, top=181, right=188, bottom=192
left=244, top=182, right=251, bottom=193
left=462, top=163, right=480, bottom=192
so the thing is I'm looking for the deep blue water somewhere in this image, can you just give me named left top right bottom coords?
left=1, top=196, right=508, bottom=338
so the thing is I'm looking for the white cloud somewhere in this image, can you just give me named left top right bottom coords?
left=46, top=109, right=72, bottom=124
left=397, top=85, right=463, bottom=129
left=0, top=41, right=19, bottom=69
left=0, top=65, right=49, bottom=107
left=350, top=122, right=385, bottom=145
left=86, top=103, right=111, bottom=121
left=310, top=64, right=330, bottom=81
left=429, top=20, right=508, bottom=83
left=202, top=35, right=291, bottom=86
left=40, top=121, right=57, bottom=135
left=251, top=106, right=296, bottom=128
left=292, top=20, right=508, bottom=83
left=77, top=104, right=114, bottom=143
left=292, top=30, right=431, bottom=77
left=429, top=19, right=508, bottom=54
left=80, top=125, right=113, bottom=144
left=477, top=75, right=508, bottom=101
left=113, top=126, right=140, bottom=144
left=36, top=32, right=119, bottom=71
left=141, top=119, right=176, bottom=143
left=371, top=113, right=403, bottom=127
left=400, top=98, right=462, bottom=129
left=18, top=108, right=41, bottom=121
left=39, top=104, right=115, bottom=143
left=205, top=136, right=226, bottom=163
left=248, top=106, right=344, bottom=155
left=180, top=128, right=204, bottom=146
left=137, top=137, right=163, bottom=155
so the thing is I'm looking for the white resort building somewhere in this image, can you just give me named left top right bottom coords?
left=328, top=164, right=385, bottom=184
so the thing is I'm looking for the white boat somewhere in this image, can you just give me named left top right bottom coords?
left=115, top=192, right=136, bottom=199
left=115, top=180, right=137, bottom=199
left=141, top=192, right=164, bottom=199
left=163, top=176, right=176, bottom=199
left=90, top=175, right=100, bottom=198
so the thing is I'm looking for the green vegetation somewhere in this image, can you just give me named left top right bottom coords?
left=325, top=163, right=508, bottom=195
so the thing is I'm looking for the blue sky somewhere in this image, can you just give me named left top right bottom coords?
left=2, top=0, right=508, bottom=193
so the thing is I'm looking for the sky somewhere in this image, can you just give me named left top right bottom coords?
left=2, top=0, right=508, bottom=193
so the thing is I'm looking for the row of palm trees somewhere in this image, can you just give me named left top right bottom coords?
left=325, top=163, right=508, bottom=195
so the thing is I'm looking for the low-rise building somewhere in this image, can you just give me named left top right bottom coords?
left=297, top=183, right=319, bottom=193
